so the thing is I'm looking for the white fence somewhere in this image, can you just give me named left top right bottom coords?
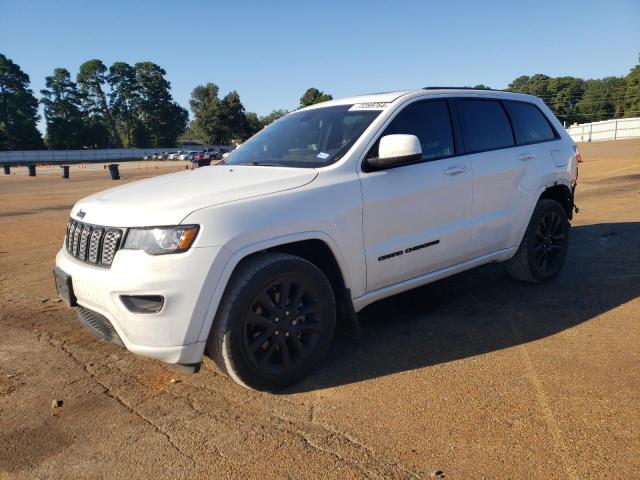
left=0, top=145, right=234, bottom=164
left=567, top=117, right=640, bottom=143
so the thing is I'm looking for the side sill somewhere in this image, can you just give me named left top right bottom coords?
left=353, top=248, right=517, bottom=312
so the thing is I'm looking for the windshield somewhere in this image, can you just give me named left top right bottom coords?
left=225, top=105, right=381, bottom=168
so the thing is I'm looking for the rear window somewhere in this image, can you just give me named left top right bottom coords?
left=504, top=101, right=556, bottom=144
left=457, top=100, right=514, bottom=153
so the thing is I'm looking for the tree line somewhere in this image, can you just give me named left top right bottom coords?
left=1, top=51, right=638, bottom=151
left=0, top=54, right=189, bottom=150
left=186, top=85, right=332, bottom=145
left=505, top=65, right=640, bottom=125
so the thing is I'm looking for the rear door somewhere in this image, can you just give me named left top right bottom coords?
left=359, top=99, right=473, bottom=292
left=455, top=98, right=557, bottom=257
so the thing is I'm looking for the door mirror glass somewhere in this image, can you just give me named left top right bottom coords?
left=367, top=134, right=422, bottom=170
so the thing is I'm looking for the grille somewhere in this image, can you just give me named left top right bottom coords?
left=101, top=230, right=122, bottom=265
left=65, top=219, right=123, bottom=268
left=87, top=228, right=104, bottom=263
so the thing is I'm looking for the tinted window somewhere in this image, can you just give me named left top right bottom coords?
left=379, top=100, right=454, bottom=161
left=457, top=100, right=514, bottom=152
left=504, top=101, right=556, bottom=144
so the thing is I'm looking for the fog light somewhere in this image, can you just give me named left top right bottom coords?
left=120, top=295, right=164, bottom=313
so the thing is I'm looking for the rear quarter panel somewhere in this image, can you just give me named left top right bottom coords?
left=507, top=100, right=577, bottom=249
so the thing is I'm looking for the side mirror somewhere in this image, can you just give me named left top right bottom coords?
left=367, top=134, right=422, bottom=170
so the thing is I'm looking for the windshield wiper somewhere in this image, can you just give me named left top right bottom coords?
left=250, top=161, right=284, bottom=167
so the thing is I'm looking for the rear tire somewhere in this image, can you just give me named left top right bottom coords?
left=207, top=252, right=336, bottom=391
left=507, top=199, right=570, bottom=284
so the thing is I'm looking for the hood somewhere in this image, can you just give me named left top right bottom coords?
left=71, top=165, right=318, bottom=227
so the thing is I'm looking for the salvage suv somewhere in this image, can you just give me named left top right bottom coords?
left=55, top=88, right=578, bottom=390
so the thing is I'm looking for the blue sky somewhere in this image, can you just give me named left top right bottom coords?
left=1, top=0, right=638, bottom=131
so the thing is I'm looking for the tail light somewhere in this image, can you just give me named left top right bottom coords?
left=573, top=145, right=583, bottom=163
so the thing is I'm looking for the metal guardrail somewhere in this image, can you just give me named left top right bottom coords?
left=0, top=145, right=234, bottom=165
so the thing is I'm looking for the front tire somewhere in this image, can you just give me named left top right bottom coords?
left=208, top=252, right=336, bottom=391
left=507, top=199, right=570, bottom=283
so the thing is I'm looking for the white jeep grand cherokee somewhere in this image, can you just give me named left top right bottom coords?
left=55, top=88, right=578, bottom=390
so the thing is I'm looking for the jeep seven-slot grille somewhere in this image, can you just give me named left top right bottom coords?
left=65, top=219, right=123, bottom=268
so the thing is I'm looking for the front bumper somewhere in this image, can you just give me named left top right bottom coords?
left=55, top=244, right=232, bottom=365
left=76, top=306, right=124, bottom=346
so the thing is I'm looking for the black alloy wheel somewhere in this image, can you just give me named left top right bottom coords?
left=534, top=210, right=566, bottom=274
left=243, top=277, right=323, bottom=375
left=208, top=252, right=336, bottom=391
left=507, top=198, right=570, bottom=283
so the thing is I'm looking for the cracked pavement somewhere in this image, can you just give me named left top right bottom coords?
left=1, top=143, right=639, bottom=479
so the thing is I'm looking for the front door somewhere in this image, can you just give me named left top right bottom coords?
left=359, top=99, right=473, bottom=292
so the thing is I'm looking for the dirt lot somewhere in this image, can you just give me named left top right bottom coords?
left=1, top=142, right=639, bottom=479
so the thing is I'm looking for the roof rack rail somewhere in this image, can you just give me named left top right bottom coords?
left=422, top=86, right=506, bottom=92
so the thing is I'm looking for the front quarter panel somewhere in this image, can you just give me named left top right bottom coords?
left=182, top=170, right=366, bottom=342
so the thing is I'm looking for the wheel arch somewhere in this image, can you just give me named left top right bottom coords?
left=268, top=239, right=361, bottom=337
left=539, top=183, right=574, bottom=220
left=196, top=232, right=360, bottom=345
left=509, top=180, right=574, bottom=259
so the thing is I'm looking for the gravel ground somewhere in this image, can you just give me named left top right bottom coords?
left=1, top=141, right=639, bottom=479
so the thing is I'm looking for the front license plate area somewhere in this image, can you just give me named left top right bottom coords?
left=53, top=267, right=77, bottom=306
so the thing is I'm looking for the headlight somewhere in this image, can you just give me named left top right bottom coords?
left=123, top=225, right=199, bottom=255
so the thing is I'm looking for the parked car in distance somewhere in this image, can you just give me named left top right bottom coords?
left=194, top=148, right=220, bottom=161
left=185, top=151, right=199, bottom=161
left=192, top=150, right=207, bottom=161
left=218, top=147, right=235, bottom=160
left=55, top=88, right=578, bottom=391
left=202, top=148, right=218, bottom=160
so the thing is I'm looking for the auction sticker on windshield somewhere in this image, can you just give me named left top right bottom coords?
left=348, top=102, right=388, bottom=111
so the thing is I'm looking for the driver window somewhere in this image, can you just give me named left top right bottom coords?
left=368, top=100, right=455, bottom=161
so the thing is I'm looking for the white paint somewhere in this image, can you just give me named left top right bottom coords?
left=54, top=88, right=578, bottom=369
left=378, top=134, right=422, bottom=159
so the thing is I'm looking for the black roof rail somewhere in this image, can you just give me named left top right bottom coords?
left=422, top=86, right=507, bottom=92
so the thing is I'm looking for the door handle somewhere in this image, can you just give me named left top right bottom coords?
left=517, top=153, right=536, bottom=161
left=443, top=166, right=467, bottom=175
